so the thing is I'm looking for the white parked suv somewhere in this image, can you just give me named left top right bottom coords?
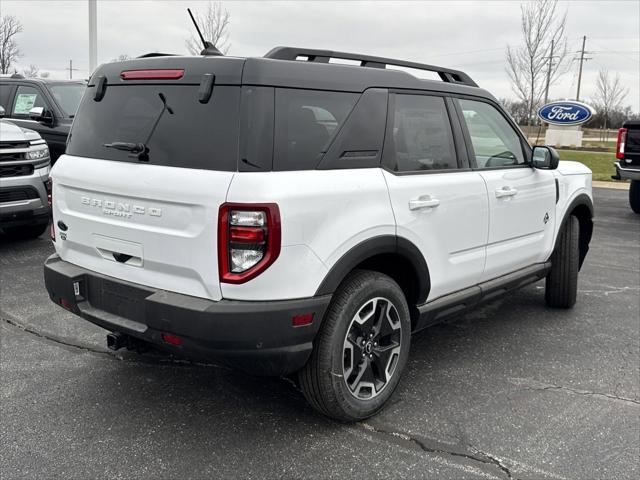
left=44, top=47, right=593, bottom=421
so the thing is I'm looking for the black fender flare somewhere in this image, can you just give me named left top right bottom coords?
left=314, top=235, right=431, bottom=304
left=554, top=193, right=594, bottom=269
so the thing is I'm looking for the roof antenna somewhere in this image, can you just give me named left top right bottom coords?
left=187, top=8, right=223, bottom=56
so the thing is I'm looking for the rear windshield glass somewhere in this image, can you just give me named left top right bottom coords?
left=627, top=128, right=640, bottom=152
left=66, top=85, right=239, bottom=171
left=273, top=88, right=358, bottom=171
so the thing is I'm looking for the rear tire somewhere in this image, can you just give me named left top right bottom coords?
left=630, top=180, right=640, bottom=214
left=545, top=215, right=579, bottom=308
left=2, top=222, right=48, bottom=240
left=299, top=270, right=411, bottom=422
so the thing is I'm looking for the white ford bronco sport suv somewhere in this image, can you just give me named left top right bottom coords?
left=44, top=47, right=593, bottom=421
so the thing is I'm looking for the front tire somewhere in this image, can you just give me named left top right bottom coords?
left=545, top=215, right=580, bottom=308
left=299, top=270, right=411, bottom=422
left=630, top=180, right=640, bottom=214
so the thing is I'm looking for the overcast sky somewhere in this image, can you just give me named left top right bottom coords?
left=3, top=0, right=639, bottom=110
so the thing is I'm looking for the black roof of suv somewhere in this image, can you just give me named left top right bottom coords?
left=90, top=46, right=491, bottom=98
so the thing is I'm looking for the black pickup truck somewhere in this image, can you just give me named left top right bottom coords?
left=613, top=120, right=640, bottom=213
left=0, top=76, right=86, bottom=163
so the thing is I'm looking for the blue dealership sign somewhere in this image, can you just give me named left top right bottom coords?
left=537, top=101, right=595, bottom=126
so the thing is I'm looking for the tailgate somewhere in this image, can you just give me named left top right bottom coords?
left=52, top=155, right=232, bottom=300
left=51, top=59, right=243, bottom=301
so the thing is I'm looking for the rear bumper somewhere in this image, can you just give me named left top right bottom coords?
left=614, top=162, right=640, bottom=181
left=44, top=254, right=331, bottom=375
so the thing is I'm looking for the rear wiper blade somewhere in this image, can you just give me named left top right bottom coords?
left=103, top=141, right=146, bottom=153
left=102, top=93, right=173, bottom=162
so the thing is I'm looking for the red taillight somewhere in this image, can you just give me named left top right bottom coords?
left=161, top=333, right=183, bottom=346
left=218, top=203, right=281, bottom=284
left=616, top=128, right=627, bottom=160
left=60, top=298, right=72, bottom=310
left=120, top=69, right=184, bottom=80
left=230, top=226, right=266, bottom=243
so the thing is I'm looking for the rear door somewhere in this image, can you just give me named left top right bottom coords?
left=454, top=97, right=556, bottom=281
left=52, top=66, right=242, bottom=301
left=382, top=93, right=488, bottom=301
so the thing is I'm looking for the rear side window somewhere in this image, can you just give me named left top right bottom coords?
left=12, top=85, right=49, bottom=115
left=273, top=89, right=358, bottom=171
left=66, top=84, right=239, bottom=171
left=385, top=94, right=457, bottom=172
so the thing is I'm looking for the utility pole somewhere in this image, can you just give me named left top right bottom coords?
left=543, top=39, right=555, bottom=105
left=66, top=60, right=79, bottom=79
left=89, top=0, right=97, bottom=73
left=575, top=35, right=592, bottom=102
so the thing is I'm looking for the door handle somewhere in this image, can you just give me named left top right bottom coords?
left=409, top=196, right=440, bottom=210
left=495, top=186, right=518, bottom=198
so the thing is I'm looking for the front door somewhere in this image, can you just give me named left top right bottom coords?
left=455, top=98, right=556, bottom=281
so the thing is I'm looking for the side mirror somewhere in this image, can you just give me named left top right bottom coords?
left=532, top=146, right=559, bottom=170
left=29, top=106, right=54, bottom=125
left=0, top=105, right=5, bottom=118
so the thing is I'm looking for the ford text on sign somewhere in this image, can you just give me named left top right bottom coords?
left=537, top=101, right=594, bottom=126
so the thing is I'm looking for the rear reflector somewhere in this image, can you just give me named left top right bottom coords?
left=120, top=69, right=184, bottom=80
left=292, top=313, right=314, bottom=327
left=60, top=298, right=73, bottom=310
left=161, top=333, right=183, bottom=346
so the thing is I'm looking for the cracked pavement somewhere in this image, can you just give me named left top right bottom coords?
left=1, top=187, right=639, bottom=479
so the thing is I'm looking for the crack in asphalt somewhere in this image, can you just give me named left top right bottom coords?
left=1, top=317, right=227, bottom=370
left=522, top=384, right=640, bottom=406
left=2, top=317, right=123, bottom=358
left=359, top=422, right=515, bottom=479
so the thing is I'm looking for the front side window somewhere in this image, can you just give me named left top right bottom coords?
left=385, top=94, right=457, bottom=172
left=456, top=98, right=526, bottom=168
left=273, top=88, right=358, bottom=171
left=12, top=85, right=49, bottom=115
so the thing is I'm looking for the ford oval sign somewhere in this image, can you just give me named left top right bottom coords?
left=537, top=101, right=595, bottom=126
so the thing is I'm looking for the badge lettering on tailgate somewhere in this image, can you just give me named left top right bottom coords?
left=81, top=196, right=162, bottom=218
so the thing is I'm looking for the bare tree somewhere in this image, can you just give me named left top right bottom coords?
left=592, top=69, right=629, bottom=132
left=22, top=64, right=50, bottom=78
left=185, top=1, right=230, bottom=55
left=22, top=64, right=39, bottom=78
left=506, top=0, right=568, bottom=125
left=0, top=15, right=23, bottom=74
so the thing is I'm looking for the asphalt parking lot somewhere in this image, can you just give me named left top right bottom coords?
left=1, top=187, right=638, bottom=480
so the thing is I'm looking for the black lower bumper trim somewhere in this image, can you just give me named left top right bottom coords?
left=44, top=254, right=331, bottom=376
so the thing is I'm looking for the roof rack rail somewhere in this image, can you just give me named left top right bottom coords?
left=264, top=46, right=478, bottom=87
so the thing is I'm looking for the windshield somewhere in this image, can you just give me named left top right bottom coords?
left=49, top=83, right=86, bottom=117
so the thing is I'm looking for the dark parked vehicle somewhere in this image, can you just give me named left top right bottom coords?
left=0, top=76, right=86, bottom=162
left=613, top=120, right=640, bottom=213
